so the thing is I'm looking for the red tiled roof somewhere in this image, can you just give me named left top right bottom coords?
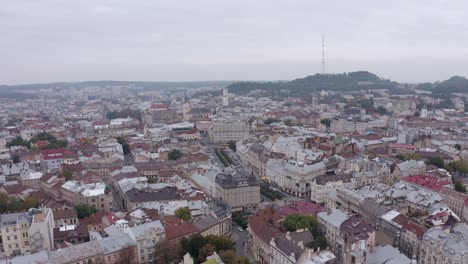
left=163, top=216, right=198, bottom=240
left=150, top=103, right=167, bottom=110
left=278, top=200, right=324, bottom=216
left=401, top=175, right=450, bottom=192
left=389, top=143, right=415, bottom=150
left=248, top=207, right=283, bottom=243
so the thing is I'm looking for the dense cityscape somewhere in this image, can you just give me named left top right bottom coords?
left=1, top=72, right=468, bottom=264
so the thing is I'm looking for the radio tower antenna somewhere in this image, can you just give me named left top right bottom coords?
left=321, top=34, right=326, bottom=74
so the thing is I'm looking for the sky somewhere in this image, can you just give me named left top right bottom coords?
left=1, top=0, right=468, bottom=84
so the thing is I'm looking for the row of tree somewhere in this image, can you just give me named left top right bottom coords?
left=6, top=132, right=68, bottom=150
left=0, top=194, right=41, bottom=213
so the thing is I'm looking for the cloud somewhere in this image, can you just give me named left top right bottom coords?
left=1, top=0, right=468, bottom=84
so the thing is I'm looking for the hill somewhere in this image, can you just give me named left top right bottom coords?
left=226, top=71, right=399, bottom=97
left=417, top=76, right=468, bottom=94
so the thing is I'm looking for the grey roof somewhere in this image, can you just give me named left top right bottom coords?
left=318, top=209, right=349, bottom=228
left=0, top=212, right=31, bottom=227
left=50, top=240, right=103, bottom=264
left=273, top=230, right=314, bottom=259
left=315, top=173, right=353, bottom=185
left=366, top=245, right=412, bottom=264
left=129, top=219, right=165, bottom=240
left=97, top=234, right=136, bottom=255
left=215, top=171, right=258, bottom=189
left=193, top=215, right=219, bottom=232
left=8, top=250, right=49, bottom=264
left=126, top=186, right=179, bottom=202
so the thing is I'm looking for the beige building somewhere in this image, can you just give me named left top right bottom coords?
left=208, top=120, right=249, bottom=143
left=215, top=171, right=260, bottom=211
left=419, top=224, right=468, bottom=264
left=0, top=208, right=54, bottom=258
left=317, top=209, right=349, bottom=256
left=61, top=180, right=113, bottom=212
left=440, top=187, right=468, bottom=218
left=266, top=160, right=326, bottom=198
left=311, top=173, right=355, bottom=203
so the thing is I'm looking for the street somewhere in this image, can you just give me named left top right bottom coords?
left=231, top=226, right=255, bottom=262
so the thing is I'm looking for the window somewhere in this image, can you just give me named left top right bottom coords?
left=7, top=236, right=10, bottom=241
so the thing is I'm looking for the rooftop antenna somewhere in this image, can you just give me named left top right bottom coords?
left=322, top=34, right=326, bottom=75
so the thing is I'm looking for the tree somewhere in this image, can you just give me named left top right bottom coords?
left=399, top=153, right=422, bottom=161
left=168, top=149, right=182, bottom=160
left=320, top=118, right=332, bottom=128
left=376, top=106, right=387, bottom=115
left=6, top=136, right=30, bottom=148
left=455, top=181, right=467, bottom=193
left=117, top=137, right=131, bottom=156
left=198, top=244, right=216, bottom=262
left=414, top=111, right=420, bottom=117
left=427, top=156, right=445, bottom=168
left=62, top=169, right=73, bottom=181
left=284, top=119, right=294, bottom=126
left=75, top=204, right=98, bottom=219
left=228, top=141, right=237, bottom=152
left=180, top=234, right=235, bottom=263
left=283, top=214, right=320, bottom=236
left=155, top=239, right=181, bottom=264
left=175, top=207, right=191, bottom=221
left=264, top=118, right=280, bottom=125
left=218, top=250, right=252, bottom=264
left=12, top=154, right=20, bottom=164
left=21, top=197, right=40, bottom=210
left=455, top=144, right=462, bottom=151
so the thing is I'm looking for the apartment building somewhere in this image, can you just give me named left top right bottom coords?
left=266, top=160, right=326, bottom=197
left=208, top=120, right=249, bottom=143
left=0, top=208, right=54, bottom=258
left=311, top=173, right=355, bottom=203
left=61, top=180, right=113, bottom=212
left=215, top=171, right=260, bottom=211
left=317, top=209, right=349, bottom=256
left=419, top=224, right=468, bottom=264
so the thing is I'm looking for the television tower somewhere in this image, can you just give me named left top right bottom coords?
left=321, top=34, right=326, bottom=74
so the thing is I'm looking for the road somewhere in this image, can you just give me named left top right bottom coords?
left=231, top=227, right=255, bottom=262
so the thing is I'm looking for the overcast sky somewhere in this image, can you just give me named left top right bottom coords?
left=1, top=0, right=468, bottom=84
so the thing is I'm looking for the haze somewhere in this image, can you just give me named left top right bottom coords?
left=1, top=0, right=468, bottom=84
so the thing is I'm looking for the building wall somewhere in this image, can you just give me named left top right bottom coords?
left=0, top=220, right=31, bottom=257
left=216, top=184, right=260, bottom=211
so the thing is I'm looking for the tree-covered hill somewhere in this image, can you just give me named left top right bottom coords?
left=227, top=71, right=399, bottom=96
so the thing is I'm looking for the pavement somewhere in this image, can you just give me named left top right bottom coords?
left=231, top=227, right=255, bottom=262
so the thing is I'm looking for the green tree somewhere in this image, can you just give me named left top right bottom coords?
left=320, top=118, right=332, bottom=128
left=283, top=214, right=320, bottom=235
left=427, top=156, right=445, bottom=168
left=20, top=197, right=40, bottom=210
left=117, top=137, right=131, bottom=156
left=401, top=153, right=422, bottom=161
left=6, top=136, right=30, bottom=148
left=180, top=234, right=235, bottom=263
left=264, top=118, right=280, bottom=125
left=30, top=132, right=56, bottom=143
left=455, top=144, right=462, bottom=151
left=75, top=204, right=98, bottom=219
left=228, top=141, right=237, bottom=152
left=62, top=169, right=73, bottom=181
left=455, top=181, right=467, bottom=193
left=376, top=106, right=387, bottom=115
left=175, top=207, right=191, bottom=221
left=168, top=149, right=182, bottom=160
